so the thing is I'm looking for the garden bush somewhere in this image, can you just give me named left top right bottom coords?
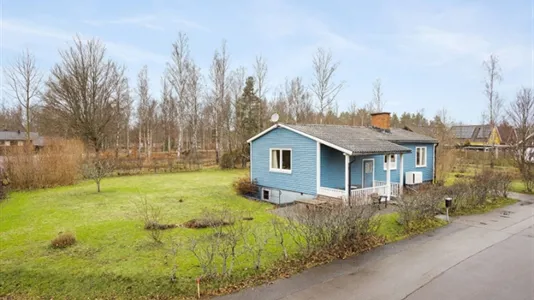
left=445, top=169, right=513, bottom=213
left=219, top=152, right=241, bottom=169
left=396, top=188, right=444, bottom=232
left=232, top=175, right=258, bottom=196
left=51, top=232, right=76, bottom=249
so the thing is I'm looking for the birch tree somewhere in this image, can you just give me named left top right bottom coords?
left=4, top=49, right=43, bottom=141
left=169, top=32, right=190, bottom=158
left=286, top=77, right=312, bottom=124
left=254, top=56, right=268, bottom=129
left=185, top=60, right=203, bottom=165
left=209, top=41, right=230, bottom=162
left=483, top=54, right=503, bottom=168
left=310, top=47, right=344, bottom=123
left=370, top=78, right=385, bottom=112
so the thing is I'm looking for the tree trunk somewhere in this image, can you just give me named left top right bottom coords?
left=126, top=125, right=130, bottom=157
left=96, top=180, right=101, bottom=192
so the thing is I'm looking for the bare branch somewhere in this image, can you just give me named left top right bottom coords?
left=310, top=48, right=344, bottom=123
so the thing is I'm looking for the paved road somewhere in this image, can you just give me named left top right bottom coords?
left=219, top=194, right=534, bottom=300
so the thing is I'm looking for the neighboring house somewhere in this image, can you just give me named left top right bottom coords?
left=0, top=130, right=44, bottom=149
left=248, top=113, right=438, bottom=205
left=451, top=124, right=501, bottom=150
left=497, top=123, right=517, bottom=146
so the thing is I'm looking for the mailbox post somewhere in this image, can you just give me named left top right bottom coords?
left=445, top=197, right=452, bottom=222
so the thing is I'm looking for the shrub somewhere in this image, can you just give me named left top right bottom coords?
left=220, top=152, right=241, bottom=169
left=284, top=204, right=379, bottom=256
left=397, top=188, right=444, bottom=231
left=232, top=176, right=258, bottom=196
left=51, top=232, right=76, bottom=249
left=445, top=169, right=513, bottom=213
left=4, top=138, right=84, bottom=190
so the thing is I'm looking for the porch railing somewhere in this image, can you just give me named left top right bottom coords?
left=317, top=187, right=346, bottom=199
left=374, top=181, right=401, bottom=196
left=317, top=181, right=402, bottom=204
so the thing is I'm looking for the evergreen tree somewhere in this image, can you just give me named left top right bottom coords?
left=235, top=76, right=261, bottom=166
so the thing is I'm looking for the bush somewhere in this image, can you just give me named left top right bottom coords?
left=445, top=169, right=513, bottom=213
left=232, top=176, right=258, bottom=196
left=51, top=232, right=76, bottom=249
left=220, top=151, right=241, bottom=169
left=4, top=138, right=84, bottom=190
left=397, top=188, right=444, bottom=231
left=284, top=204, right=379, bottom=256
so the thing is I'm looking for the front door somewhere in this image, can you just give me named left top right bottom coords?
left=363, top=159, right=374, bottom=188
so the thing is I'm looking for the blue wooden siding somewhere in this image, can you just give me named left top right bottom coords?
left=319, top=143, right=435, bottom=188
left=251, top=127, right=317, bottom=195
left=370, top=143, right=435, bottom=183
left=320, top=144, right=345, bottom=189
left=399, top=143, right=435, bottom=182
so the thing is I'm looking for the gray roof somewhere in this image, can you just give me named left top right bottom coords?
left=0, top=131, right=40, bottom=142
left=451, top=125, right=492, bottom=141
left=284, top=124, right=437, bottom=155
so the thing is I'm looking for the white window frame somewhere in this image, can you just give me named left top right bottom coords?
left=269, top=148, right=292, bottom=174
left=383, top=154, right=397, bottom=170
left=416, top=146, right=427, bottom=168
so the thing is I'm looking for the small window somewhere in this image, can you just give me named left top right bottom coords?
left=416, top=147, right=427, bottom=167
left=17, top=141, right=23, bottom=146
left=262, top=189, right=270, bottom=200
left=270, top=148, right=291, bottom=173
left=5, top=141, right=10, bottom=146
left=383, top=154, right=397, bottom=170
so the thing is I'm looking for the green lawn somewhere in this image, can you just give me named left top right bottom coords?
left=0, top=169, right=448, bottom=299
left=0, top=169, right=283, bottom=298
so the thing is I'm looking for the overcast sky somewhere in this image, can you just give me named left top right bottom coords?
left=1, top=0, right=532, bottom=124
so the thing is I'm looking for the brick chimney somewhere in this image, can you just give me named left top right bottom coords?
left=370, top=112, right=391, bottom=130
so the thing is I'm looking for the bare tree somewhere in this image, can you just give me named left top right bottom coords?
left=185, top=59, right=203, bottom=166
left=168, top=32, right=190, bottom=158
left=507, top=87, right=534, bottom=192
left=114, top=77, right=129, bottom=158
left=286, top=77, right=313, bottom=124
left=160, top=73, right=174, bottom=153
left=4, top=49, right=43, bottom=141
left=44, top=36, right=125, bottom=153
left=209, top=41, right=230, bottom=162
left=370, top=78, right=385, bottom=112
left=310, top=48, right=344, bottom=123
left=483, top=54, right=503, bottom=168
left=254, top=56, right=268, bottom=129
left=82, top=157, right=115, bottom=192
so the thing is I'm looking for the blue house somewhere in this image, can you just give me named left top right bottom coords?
left=247, top=113, right=438, bottom=205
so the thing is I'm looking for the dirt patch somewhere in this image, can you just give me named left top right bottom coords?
left=242, top=217, right=254, bottom=221
left=183, top=218, right=234, bottom=229
left=144, top=221, right=177, bottom=230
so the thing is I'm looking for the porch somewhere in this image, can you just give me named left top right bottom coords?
left=316, top=143, right=408, bottom=204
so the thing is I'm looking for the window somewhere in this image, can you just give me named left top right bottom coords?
left=270, top=148, right=292, bottom=173
left=17, top=141, right=23, bottom=146
left=416, top=147, right=427, bottom=167
left=4, top=141, right=10, bottom=146
left=262, top=189, right=270, bottom=200
left=383, top=154, right=397, bottom=170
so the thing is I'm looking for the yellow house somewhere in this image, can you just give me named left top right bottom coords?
left=451, top=125, right=501, bottom=147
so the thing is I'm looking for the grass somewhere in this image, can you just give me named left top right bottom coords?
left=0, top=169, right=284, bottom=299
left=375, top=213, right=447, bottom=243
left=0, top=168, right=458, bottom=299
left=450, top=197, right=518, bottom=216
left=444, top=164, right=531, bottom=194
left=510, top=180, right=534, bottom=194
